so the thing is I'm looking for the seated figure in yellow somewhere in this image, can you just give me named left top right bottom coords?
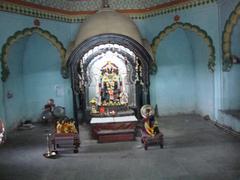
left=143, top=109, right=159, bottom=137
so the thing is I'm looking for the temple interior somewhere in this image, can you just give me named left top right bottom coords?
left=0, top=0, right=240, bottom=179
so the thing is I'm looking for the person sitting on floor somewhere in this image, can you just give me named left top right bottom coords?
left=44, top=99, right=55, bottom=113
left=42, top=99, right=56, bottom=123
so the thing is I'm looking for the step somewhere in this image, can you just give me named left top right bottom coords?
left=97, top=129, right=136, bottom=143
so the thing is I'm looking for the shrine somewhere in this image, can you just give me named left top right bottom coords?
left=1, top=0, right=240, bottom=179
left=67, top=8, right=155, bottom=142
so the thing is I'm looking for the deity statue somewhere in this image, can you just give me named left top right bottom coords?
left=120, top=92, right=128, bottom=105
left=98, top=61, right=123, bottom=106
left=89, top=97, right=98, bottom=114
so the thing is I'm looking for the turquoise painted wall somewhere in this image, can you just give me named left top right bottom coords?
left=150, top=28, right=214, bottom=117
left=135, top=3, right=218, bottom=118
left=223, top=66, right=240, bottom=110
left=0, top=12, right=73, bottom=129
left=219, top=0, right=240, bottom=29
left=0, top=67, right=4, bottom=122
left=2, top=33, right=73, bottom=129
left=1, top=1, right=240, bottom=131
left=231, top=21, right=240, bottom=57
left=222, top=5, right=240, bottom=110
left=0, top=12, right=71, bottom=50
left=217, top=0, right=240, bottom=132
left=151, top=29, right=196, bottom=115
left=3, top=38, right=28, bottom=129
left=22, top=33, right=73, bottom=120
left=222, top=18, right=240, bottom=109
left=188, top=31, right=214, bottom=118
left=135, top=3, right=220, bottom=48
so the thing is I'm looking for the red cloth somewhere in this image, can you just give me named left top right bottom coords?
left=99, top=106, right=105, bottom=114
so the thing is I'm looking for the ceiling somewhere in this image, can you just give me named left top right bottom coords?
left=1, top=0, right=215, bottom=22
left=8, top=0, right=188, bottom=11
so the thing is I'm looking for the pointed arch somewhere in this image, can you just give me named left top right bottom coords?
left=0, top=27, right=67, bottom=81
left=222, top=2, right=240, bottom=71
left=151, top=22, right=216, bottom=72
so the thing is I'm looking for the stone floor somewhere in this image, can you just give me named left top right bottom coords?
left=0, top=114, right=240, bottom=180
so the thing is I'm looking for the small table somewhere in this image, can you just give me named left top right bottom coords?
left=141, top=130, right=164, bottom=150
left=51, top=133, right=80, bottom=153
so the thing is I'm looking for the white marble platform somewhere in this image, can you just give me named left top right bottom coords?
left=90, top=115, right=137, bottom=124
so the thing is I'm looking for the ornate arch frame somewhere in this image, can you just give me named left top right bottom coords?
left=222, top=2, right=240, bottom=71
left=0, top=27, right=67, bottom=81
left=68, top=33, right=154, bottom=93
left=151, top=22, right=216, bottom=72
left=68, top=33, right=154, bottom=122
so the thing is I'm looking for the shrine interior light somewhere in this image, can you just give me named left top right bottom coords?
left=82, top=43, right=136, bottom=64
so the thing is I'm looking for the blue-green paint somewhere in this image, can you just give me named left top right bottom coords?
left=22, top=33, right=73, bottom=120
left=2, top=33, right=73, bottom=129
left=222, top=7, right=240, bottom=110
left=218, top=0, right=240, bottom=132
left=0, top=1, right=240, bottom=132
left=188, top=31, right=214, bottom=118
left=150, top=28, right=214, bottom=117
left=3, top=38, right=27, bottom=129
left=150, top=29, right=196, bottom=115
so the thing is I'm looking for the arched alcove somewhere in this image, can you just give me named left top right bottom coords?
left=222, top=1, right=240, bottom=71
left=151, top=25, right=214, bottom=118
left=151, top=22, right=216, bottom=72
left=221, top=2, right=240, bottom=125
left=0, top=27, right=67, bottom=82
left=2, top=33, right=72, bottom=129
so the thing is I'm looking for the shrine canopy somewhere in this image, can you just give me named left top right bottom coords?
left=73, top=8, right=143, bottom=48
left=67, top=8, right=155, bottom=88
left=67, top=8, right=154, bottom=68
left=67, top=7, right=155, bottom=120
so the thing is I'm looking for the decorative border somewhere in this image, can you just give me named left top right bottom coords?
left=0, top=0, right=217, bottom=23
left=5, top=0, right=175, bottom=11
left=0, top=27, right=67, bottom=81
left=129, top=0, right=217, bottom=20
left=222, top=2, right=240, bottom=72
left=151, top=22, right=216, bottom=72
left=68, top=33, right=154, bottom=92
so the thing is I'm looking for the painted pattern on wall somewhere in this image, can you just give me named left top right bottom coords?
left=2, top=33, right=73, bottom=128
left=0, top=0, right=217, bottom=22
left=151, top=22, right=216, bottom=72
left=222, top=1, right=240, bottom=72
left=22, top=0, right=177, bottom=11
left=0, top=27, right=67, bottom=82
